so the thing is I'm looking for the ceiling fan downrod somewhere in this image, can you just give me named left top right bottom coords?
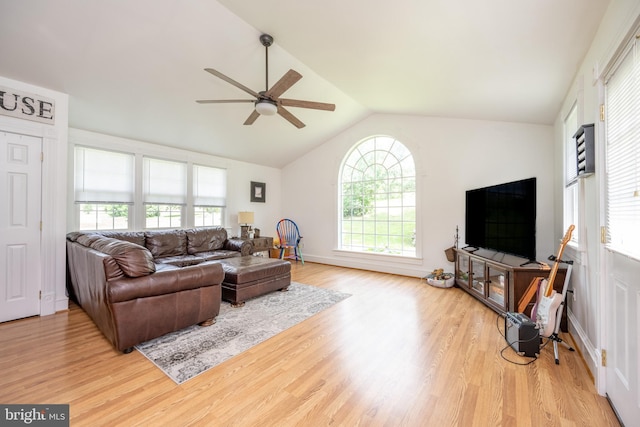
left=260, top=34, right=273, bottom=91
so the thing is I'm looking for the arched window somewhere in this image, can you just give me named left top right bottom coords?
left=339, top=136, right=416, bottom=256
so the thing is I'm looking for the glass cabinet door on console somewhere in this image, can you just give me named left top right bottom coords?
left=487, top=265, right=508, bottom=309
left=470, top=258, right=485, bottom=295
left=453, top=248, right=567, bottom=329
left=456, top=253, right=470, bottom=287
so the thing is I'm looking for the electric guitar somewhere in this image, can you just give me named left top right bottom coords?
left=532, top=225, right=574, bottom=337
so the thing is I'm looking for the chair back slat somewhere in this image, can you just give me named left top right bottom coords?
left=276, top=219, right=304, bottom=264
left=276, top=219, right=300, bottom=246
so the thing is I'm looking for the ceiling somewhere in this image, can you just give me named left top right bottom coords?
left=0, top=0, right=609, bottom=168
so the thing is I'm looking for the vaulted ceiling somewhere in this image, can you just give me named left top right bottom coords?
left=0, top=0, right=609, bottom=168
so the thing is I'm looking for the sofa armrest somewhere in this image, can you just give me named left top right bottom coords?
left=223, top=239, right=252, bottom=256
left=107, top=262, right=224, bottom=303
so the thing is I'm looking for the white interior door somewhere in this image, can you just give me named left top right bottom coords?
left=601, top=26, right=640, bottom=424
left=606, top=251, right=640, bottom=424
left=0, top=131, right=42, bottom=322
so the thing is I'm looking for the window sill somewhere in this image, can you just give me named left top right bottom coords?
left=332, top=249, right=422, bottom=265
left=605, top=245, right=640, bottom=263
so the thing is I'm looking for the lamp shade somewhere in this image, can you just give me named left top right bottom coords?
left=255, top=100, right=278, bottom=116
left=238, top=211, right=254, bottom=225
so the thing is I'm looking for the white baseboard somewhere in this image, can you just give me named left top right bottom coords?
left=40, top=291, right=56, bottom=316
left=55, top=296, right=69, bottom=313
left=304, top=254, right=426, bottom=278
left=567, top=308, right=604, bottom=394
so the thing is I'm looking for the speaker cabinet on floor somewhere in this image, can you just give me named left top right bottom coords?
left=505, top=312, right=539, bottom=357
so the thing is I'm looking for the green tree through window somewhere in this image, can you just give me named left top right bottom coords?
left=339, top=136, right=416, bottom=256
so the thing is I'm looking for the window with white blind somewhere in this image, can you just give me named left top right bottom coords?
left=73, top=145, right=228, bottom=230
left=563, top=103, right=579, bottom=243
left=605, top=34, right=640, bottom=259
left=193, top=164, right=226, bottom=227
left=74, top=146, right=134, bottom=230
left=143, top=157, right=186, bottom=228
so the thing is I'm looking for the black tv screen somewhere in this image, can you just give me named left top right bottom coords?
left=465, top=177, right=536, bottom=261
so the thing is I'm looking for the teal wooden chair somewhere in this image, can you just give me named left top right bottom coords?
left=276, top=219, right=304, bottom=264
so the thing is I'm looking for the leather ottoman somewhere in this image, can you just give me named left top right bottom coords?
left=217, top=256, right=291, bottom=306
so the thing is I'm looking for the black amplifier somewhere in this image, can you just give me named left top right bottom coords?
left=504, top=312, right=539, bottom=357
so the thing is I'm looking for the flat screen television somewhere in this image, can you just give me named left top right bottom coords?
left=465, top=177, right=536, bottom=261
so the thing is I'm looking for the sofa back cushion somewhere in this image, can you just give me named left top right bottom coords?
left=97, top=230, right=146, bottom=247
left=185, top=227, right=227, bottom=254
left=144, top=229, right=187, bottom=258
left=76, top=234, right=156, bottom=278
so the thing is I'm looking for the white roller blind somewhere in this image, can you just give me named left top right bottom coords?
left=193, top=164, right=226, bottom=206
left=606, top=35, right=640, bottom=258
left=143, top=157, right=187, bottom=205
left=74, top=146, right=134, bottom=203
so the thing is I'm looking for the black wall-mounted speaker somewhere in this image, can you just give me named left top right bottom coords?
left=505, top=312, right=539, bottom=357
left=574, top=124, right=595, bottom=178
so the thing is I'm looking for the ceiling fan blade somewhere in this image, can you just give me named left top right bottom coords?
left=279, top=99, right=336, bottom=111
left=204, top=68, right=259, bottom=98
left=277, top=106, right=305, bottom=129
left=265, top=69, right=302, bottom=99
left=243, top=110, right=260, bottom=126
left=196, top=99, right=255, bottom=104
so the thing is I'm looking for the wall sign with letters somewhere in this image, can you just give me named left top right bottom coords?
left=0, top=85, right=55, bottom=124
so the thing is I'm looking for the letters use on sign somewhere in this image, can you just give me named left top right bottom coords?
left=0, top=85, right=55, bottom=125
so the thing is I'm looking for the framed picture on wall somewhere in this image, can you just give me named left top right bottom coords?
left=251, top=181, right=266, bottom=203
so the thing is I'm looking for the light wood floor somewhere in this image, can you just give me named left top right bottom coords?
left=0, top=262, right=620, bottom=426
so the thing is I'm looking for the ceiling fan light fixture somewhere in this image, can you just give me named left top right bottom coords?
left=255, top=99, right=278, bottom=116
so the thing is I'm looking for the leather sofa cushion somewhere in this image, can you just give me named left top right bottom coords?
left=155, top=255, right=204, bottom=267
left=75, top=233, right=104, bottom=247
left=103, top=256, right=126, bottom=281
left=107, top=262, right=224, bottom=303
left=145, top=229, right=187, bottom=258
left=198, top=250, right=242, bottom=261
left=98, top=230, right=146, bottom=247
left=185, top=227, right=226, bottom=254
left=77, top=234, right=156, bottom=278
left=155, top=263, right=181, bottom=272
left=66, top=231, right=83, bottom=242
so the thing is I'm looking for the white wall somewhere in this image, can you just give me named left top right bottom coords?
left=553, top=0, right=640, bottom=385
left=282, top=113, right=555, bottom=277
left=67, top=128, right=283, bottom=237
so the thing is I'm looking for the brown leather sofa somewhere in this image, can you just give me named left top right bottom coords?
left=66, top=227, right=251, bottom=353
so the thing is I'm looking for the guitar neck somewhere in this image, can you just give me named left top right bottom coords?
left=544, top=225, right=574, bottom=297
left=545, top=251, right=563, bottom=297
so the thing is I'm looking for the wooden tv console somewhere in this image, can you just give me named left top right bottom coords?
left=454, top=248, right=567, bottom=331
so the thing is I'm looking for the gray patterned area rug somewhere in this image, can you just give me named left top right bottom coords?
left=135, top=282, right=350, bottom=384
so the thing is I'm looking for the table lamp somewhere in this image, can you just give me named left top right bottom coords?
left=238, top=211, right=254, bottom=238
